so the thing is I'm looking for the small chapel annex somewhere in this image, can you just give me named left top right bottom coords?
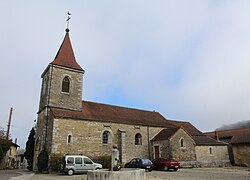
left=33, top=28, right=230, bottom=170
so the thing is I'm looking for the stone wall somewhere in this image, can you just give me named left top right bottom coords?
left=169, top=129, right=196, bottom=162
left=39, top=65, right=83, bottom=112
left=51, top=118, right=164, bottom=163
left=232, top=144, right=250, bottom=167
left=48, top=65, right=83, bottom=111
left=195, top=145, right=230, bottom=167
left=151, top=128, right=196, bottom=167
left=33, top=108, right=55, bottom=170
left=39, top=66, right=50, bottom=111
left=87, top=169, right=146, bottom=180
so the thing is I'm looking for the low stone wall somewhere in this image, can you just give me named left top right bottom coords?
left=87, top=169, right=146, bottom=180
left=180, top=160, right=231, bottom=168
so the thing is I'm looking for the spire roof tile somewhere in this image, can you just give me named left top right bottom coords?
left=51, top=31, right=83, bottom=71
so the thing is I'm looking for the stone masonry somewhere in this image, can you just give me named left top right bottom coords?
left=195, top=145, right=230, bottom=167
left=51, top=118, right=164, bottom=163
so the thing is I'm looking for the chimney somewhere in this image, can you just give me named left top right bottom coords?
left=215, top=131, right=219, bottom=141
left=15, top=138, right=17, bottom=144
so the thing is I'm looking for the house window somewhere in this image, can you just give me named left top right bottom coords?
left=180, top=138, right=185, bottom=148
left=135, top=133, right=142, bottom=145
left=62, top=76, right=70, bottom=93
left=209, top=147, right=213, bottom=155
left=67, top=134, right=72, bottom=144
left=102, top=131, right=109, bottom=144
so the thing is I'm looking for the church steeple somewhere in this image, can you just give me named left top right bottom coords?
left=51, top=30, right=84, bottom=72
left=39, top=29, right=84, bottom=112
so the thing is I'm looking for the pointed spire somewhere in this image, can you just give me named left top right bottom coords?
left=51, top=30, right=84, bottom=71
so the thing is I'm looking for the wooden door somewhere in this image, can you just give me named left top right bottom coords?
left=154, top=146, right=160, bottom=159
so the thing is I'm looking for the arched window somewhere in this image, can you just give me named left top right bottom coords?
left=62, top=76, right=70, bottom=93
left=180, top=138, right=185, bottom=148
left=67, top=134, right=72, bottom=144
left=135, top=133, right=142, bottom=145
left=102, top=131, right=109, bottom=144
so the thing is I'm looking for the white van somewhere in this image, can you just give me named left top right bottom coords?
left=62, top=155, right=103, bottom=175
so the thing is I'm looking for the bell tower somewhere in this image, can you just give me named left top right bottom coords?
left=39, top=28, right=84, bottom=112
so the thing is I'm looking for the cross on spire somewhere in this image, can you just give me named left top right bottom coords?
left=66, top=11, right=71, bottom=32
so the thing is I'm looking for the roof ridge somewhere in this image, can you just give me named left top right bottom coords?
left=167, top=119, right=189, bottom=123
left=215, top=127, right=250, bottom=132
left=82, top=100, right=160, bottom=114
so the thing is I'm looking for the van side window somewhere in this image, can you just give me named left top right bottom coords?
left=75, top=157, right=82, bottom=164
left=84, top=158, right=93, bottom=164
left=67, top=157, right=74, bottom=164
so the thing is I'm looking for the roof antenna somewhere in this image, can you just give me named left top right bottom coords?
left=66, top=11, right=71, bottom=32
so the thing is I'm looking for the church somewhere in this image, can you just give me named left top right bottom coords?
left=33, top=27, right=230, bottom=170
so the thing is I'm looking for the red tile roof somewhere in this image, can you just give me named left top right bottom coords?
left=167, top=120, right=203, bottom=136
left=51, top=101, right=175, bottom=128
left=151, top=127, right=180, bottom=141
left=205, top=128, right=250, bottom=144
left=166, top=120, right=226, bottom=146
left=51, top=31, right=84, bottom=71
left=192, top=135, right=227, bottom=146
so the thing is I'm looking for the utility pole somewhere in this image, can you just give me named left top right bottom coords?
left=6, top=107, right=13, bottom=140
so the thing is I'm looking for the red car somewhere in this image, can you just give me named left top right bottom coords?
left=152, top=158, right=180, bottom=171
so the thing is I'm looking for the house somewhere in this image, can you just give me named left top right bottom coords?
left=152, top=120, right=230, bottom=167
left=5, top=140, right=20, bottom=169
left=205, top=128, right=250, bottom=167
left=16, top=149, right=27, bottom=169
left=33, top=27, right=230, bottom=170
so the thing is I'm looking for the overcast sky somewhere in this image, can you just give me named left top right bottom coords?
left=1, top=1, right=250, bottom=148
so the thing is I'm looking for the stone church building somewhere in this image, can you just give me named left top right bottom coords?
left=33, top=28, right=230, bottom=170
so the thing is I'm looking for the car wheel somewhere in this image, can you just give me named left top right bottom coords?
left=174, top=168, right=178, bottom=171
left=163, top=166, right=169, bottom=171
left=67, top=169, right=74, bottom=176
left=148, top=168, right=152, bottom=172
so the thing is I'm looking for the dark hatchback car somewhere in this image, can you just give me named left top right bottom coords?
left=152, top=158, right=180, bottom=171
left=125, top=158, right=153, bottom=171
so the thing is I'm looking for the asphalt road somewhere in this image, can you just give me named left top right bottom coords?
left=0, top=167, right=249, bottom=180
left=147, top=167, right=250, bottom=180
left=0, top=169, right=28, bottom=180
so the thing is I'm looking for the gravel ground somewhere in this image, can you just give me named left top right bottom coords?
left=147, top=167, right=250, bottom=180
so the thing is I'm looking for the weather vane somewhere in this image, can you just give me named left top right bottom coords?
left=66, top=12, right=71, bottom=32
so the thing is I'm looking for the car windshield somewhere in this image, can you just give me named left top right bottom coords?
left=141, top=158, right=152, bottom=164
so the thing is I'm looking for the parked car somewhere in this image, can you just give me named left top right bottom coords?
left=125, top=158, right=153, bottom=171
left=62, top=155, right=102, bottom=175
left=152, top=158, right=180, bottom=171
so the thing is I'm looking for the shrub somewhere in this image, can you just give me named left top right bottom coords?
left=49, top=153, right=64, bottom=172
left=113, top=163, right=123, bottom=171
left=94, top=155, right=111, bottom=169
